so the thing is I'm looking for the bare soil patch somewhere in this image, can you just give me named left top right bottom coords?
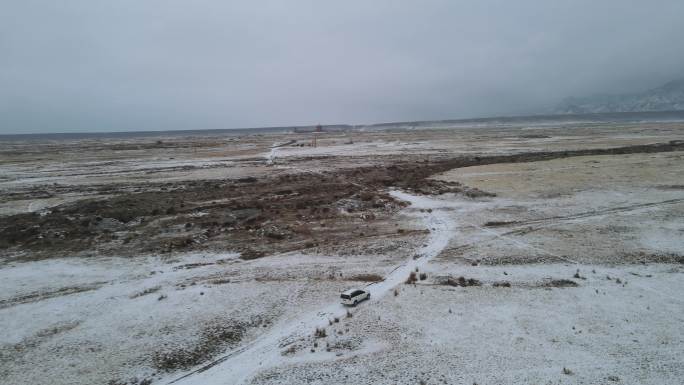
left=1, top=141, right=682, bottom=262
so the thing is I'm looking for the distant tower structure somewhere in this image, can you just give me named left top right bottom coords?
left=310, top=124, right=323, bottom=147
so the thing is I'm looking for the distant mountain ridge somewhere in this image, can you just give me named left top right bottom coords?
left=555, top=79, right=684, bottom=114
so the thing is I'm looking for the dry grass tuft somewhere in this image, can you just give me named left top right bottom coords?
left=348, top=273, right=383, bottom=282
left=443, top=276, right=480, bottom=287
left=129, top=286, right=161, bottom=299
left=543, top=279, right=578, bottom=288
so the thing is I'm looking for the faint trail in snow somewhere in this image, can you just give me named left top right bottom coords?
left=486, top=198, right=684, bottom=228
left=462, top=220, right=578, bottom=264
left=167, top=190, right=458, bottom=385
left=265, top=140, right=297, bottom=165
left=265, top=147, right=278, bottom=165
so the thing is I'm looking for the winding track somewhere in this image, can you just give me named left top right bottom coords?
left=167, top=190, right=458, bottom=385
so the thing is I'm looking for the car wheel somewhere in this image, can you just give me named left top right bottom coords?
left=353, top=300, right=358, bottom=305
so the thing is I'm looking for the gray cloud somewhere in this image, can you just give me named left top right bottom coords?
left=2, top=0, right=683, bottom=134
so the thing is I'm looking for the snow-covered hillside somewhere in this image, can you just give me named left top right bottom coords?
left=555, top=79, right=684, bottom=114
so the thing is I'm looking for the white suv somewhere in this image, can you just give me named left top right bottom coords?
left=340, top=288, right=370, bottom=306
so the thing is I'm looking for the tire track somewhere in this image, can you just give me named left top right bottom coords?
left=166, top=190, right=457, bottom=385
left=486, top=198, right=684, bottom=229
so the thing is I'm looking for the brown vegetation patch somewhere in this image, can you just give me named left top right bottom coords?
left=541, top=279, right=579, bottom=288
left=484, top=220, right=517, bottom=227
left=107, top=378, right=152, bottom=385
left=655, top=184, right=684, bottom=190
left=620, top=252, right=684, bottom=264
left=0, top=282, right=105, bottom=309
left=441, top=276, right=481, bottom=287
left=347, top=273, right=383, bottom=282
left=239, top=248, right=266, bottom=260
left=173, top=262, right=215, bottom=270
left=129, top=286, right=161, bottom=299
left=2, top=141, right=683, bottom=261
left=0, top=321, right=81, bottom=367
left=152, top=317, right=262, bottom=372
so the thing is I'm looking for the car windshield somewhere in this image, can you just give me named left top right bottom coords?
left=340, top=294, right=350, bottom=299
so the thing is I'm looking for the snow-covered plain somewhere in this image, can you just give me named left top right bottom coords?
left=2, top=123, right=684, bottom=385
left=162, top=191, right=459, bottom=385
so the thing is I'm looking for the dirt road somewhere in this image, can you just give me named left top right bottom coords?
left=166, top=190, right=458, bottom=385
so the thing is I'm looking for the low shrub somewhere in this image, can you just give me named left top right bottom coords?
left=543, top=279, right=578, bottom=288
left=444, top=276, right=480, bottom=287
left=314, top=327, right=327, bottom=338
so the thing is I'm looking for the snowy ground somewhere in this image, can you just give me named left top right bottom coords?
left=165, top=190, right=684, bottom=385
left=250, top=262, right=684, bottom=385
left=1, top=123, right=683, bottom=385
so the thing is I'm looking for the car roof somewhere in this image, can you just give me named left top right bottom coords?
left=342, top=288, right=364, bottom=295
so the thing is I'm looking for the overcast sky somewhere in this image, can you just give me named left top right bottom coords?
left=1, top=1, right=683, bottom=134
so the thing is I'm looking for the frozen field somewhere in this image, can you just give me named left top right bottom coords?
left=1, top=121, right=683, bottom=385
